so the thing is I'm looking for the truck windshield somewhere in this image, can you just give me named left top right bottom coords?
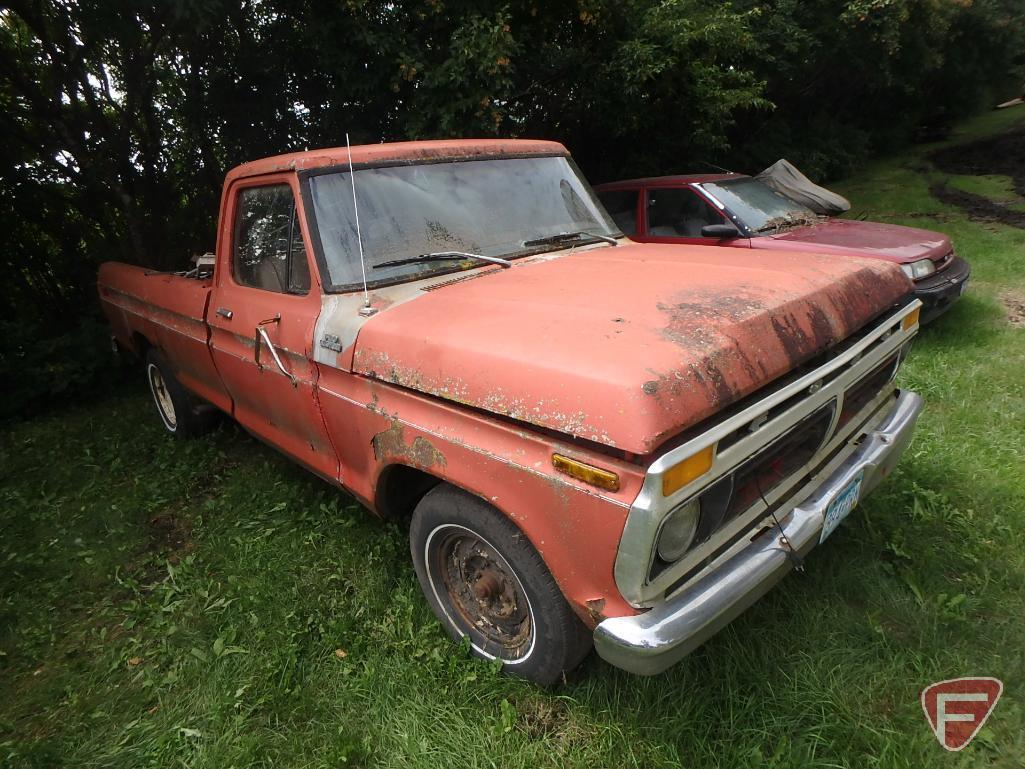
left=701, top=178, right=815, bottom=233
left=306, top=155, right=619, bottom=290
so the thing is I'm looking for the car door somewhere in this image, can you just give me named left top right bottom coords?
left=642, top=185, right=749, bottom=247
left=207, top=176, right=339, bottom=481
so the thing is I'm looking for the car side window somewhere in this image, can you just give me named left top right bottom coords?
left=234, top=185, right=311, bottom=294
left=597, top=190, right=639, bottom=236
left=647, top=188, right=723, bottom=238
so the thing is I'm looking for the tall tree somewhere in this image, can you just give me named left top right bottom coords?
left=0, top=0, right=1021, bottom=332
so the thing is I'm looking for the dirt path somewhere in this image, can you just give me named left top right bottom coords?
left=1001, top=289, right=1025, bottom=327
left=929, top=121, right=1025, bottom=228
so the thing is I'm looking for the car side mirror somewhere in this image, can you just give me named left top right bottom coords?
left=701, top=223, right=741, bottom=239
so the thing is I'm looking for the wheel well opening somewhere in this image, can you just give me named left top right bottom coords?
left=375, top=464, right=444, bottom=520
left=131, top=332, right=151, bottom=358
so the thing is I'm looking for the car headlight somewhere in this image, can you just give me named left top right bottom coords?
left=656, top=499, right=700, bottom=562
left=901, top=259, right=936, bottom=281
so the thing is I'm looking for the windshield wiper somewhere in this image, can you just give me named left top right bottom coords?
left=522, top=231, right=618, bottom=248
left=372, top=251, right=512, bottom=269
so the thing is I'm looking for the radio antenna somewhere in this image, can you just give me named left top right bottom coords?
left=698, top=160, right=735, bottom=175
left=346, top=133, right=376, bottom=316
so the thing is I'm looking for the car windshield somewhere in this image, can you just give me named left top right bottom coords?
left=701, top=178, right=815, bottom=233
left=306, top=155, right=619, bottom=290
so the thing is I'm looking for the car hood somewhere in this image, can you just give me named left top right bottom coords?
left=351, top=243, right=910, bottom=454
left=769, top=218, right=951, bottom=263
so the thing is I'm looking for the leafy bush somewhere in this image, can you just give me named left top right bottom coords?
left=0, top=316, right=127, bottom=422
left=727, top=0, right=1025, bottom=179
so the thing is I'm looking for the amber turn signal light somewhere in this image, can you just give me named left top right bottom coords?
left=552, top=454, right=620, bottom=492
left=902, top=306, right=921, bottom=331
left=662, top=445, right=715, bottom=497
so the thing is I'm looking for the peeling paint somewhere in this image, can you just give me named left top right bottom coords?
left=586, top=597, right=607, bottom=623
left=372, top=420, right=448, bottom=469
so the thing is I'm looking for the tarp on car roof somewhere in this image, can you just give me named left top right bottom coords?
left=756, top=159, right=851, bottom=216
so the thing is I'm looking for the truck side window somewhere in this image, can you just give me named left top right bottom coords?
left=648, top=188, right=723, bottom=238
left=234, top=185, right=310, bottom=294
left=597, top=190, right=638, bottom=236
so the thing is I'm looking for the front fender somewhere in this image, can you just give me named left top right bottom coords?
left=315, top=365, right=643, bottom=626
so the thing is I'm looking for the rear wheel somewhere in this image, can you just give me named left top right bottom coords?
left=145, top=350, right=215, bottom=439
left=410, top=484, right=592, bottom=685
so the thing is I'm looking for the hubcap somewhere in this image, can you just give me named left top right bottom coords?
left=147, top=364, right=177, bottom=429
left=434, top=529, right=532, bottom=658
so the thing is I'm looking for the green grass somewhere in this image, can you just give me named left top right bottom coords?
left=947, top=174, right=1021, bottom=203
left=4, top=114, right=1025, bottom=768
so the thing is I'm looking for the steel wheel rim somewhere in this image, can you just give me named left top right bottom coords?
left=147, top=363, right=177, bottom=430
left=425, top=524, right=535, bottom=662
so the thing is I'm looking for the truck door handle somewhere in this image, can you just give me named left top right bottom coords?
left=254, top=323, right=298, bottom=388
left=216, top=307, right=233, bottom=319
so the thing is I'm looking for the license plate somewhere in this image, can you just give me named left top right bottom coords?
left=820, top=471, right=864, bottom=543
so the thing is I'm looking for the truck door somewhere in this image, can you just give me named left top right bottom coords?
left=207, top=175, right=339, bottom=482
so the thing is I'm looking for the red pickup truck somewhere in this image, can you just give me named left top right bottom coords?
left=99, top=140, right=924, bottom=683
left=595, top=174, right=971, bottom=323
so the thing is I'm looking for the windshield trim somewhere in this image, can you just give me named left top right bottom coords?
left=297, top=154, right=621, bottom=294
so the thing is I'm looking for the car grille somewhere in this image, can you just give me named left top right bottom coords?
left=837, top=353, right=899, bottom=430
left=650, top=353, right=900, bottom=584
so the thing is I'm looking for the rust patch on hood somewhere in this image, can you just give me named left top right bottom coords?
left=648, top=263, right=897, bottom=420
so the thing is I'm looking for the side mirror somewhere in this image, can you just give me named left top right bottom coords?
left=701, top=223, right=741, bottom=239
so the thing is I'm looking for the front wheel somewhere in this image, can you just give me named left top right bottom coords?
left=410, top=485, right=592, bottom=685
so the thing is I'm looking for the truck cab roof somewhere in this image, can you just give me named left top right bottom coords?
left=226, top=139, right=569, bottom=182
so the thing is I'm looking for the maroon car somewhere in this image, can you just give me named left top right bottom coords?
left=595, top=174, right=970, bottom=322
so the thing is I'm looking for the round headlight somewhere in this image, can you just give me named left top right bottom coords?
left=901, top=259, right=936, bottom=281
left=656, top=500, right=700, bottom=562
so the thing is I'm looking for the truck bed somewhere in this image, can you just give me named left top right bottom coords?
left=98, top=261, right=230, bottom=412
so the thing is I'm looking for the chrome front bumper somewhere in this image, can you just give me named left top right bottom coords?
left=594, top=389, right=923, bottom=676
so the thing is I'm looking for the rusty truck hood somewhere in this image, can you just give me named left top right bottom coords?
left=350, top=243, right=910, bottom=454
